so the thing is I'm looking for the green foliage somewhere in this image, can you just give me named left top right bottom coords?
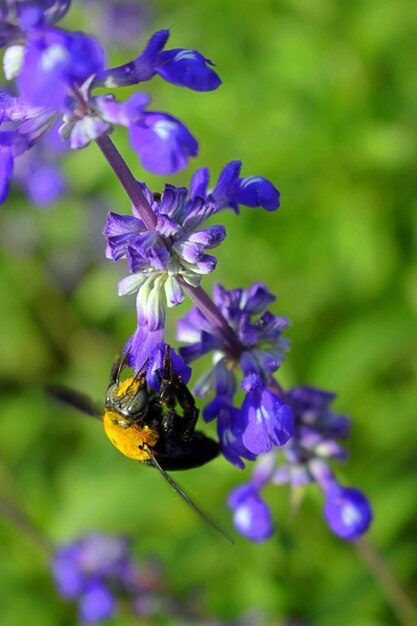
left=0, top=0, right=416, bottom=624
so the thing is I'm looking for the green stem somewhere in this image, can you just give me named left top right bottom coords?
left=0, top=496, right=53, bottom=556
left=355, top=537, right=417, bottom=626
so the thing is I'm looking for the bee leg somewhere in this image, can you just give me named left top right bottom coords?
left=109, top=349, right=130, bottom=385
left=161, top=407, right=176, bottom=435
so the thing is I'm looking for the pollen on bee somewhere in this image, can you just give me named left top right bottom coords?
left=103, top=409, right=159, bottom=462
left=115, top=376, right=142, bottom=398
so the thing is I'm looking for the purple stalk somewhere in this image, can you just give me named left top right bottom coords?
left=177, top=278, right=242, bottom=357
left=95, top=135, right=157, bottom=231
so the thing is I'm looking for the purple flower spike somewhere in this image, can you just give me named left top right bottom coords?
left=228, top=484, right=274, bottom=542
left=323, top=484, right=373, bottom=541
left=129, top=112, right=198, bottom=175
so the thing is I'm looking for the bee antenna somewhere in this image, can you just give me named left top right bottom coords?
left=143, top=445, right=233, bottom=545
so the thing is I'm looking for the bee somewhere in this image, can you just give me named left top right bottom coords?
left=48, top=346, right=229, bottom=540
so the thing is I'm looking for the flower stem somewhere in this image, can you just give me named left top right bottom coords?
left=0, top=496, right=53, bottom=556
left=177, top=278, right=242, bottom=357
left=95, top=134, right=157, bottom=230
left=355, top=537, right=417, bottom=626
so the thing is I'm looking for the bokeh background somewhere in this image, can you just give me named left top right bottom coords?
left=0, top=0, right=416, bottom=624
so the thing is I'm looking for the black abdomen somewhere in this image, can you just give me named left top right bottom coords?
left=154, top=430, right=220, bottom=471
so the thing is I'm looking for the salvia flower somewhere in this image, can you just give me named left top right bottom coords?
left=228, top=385, right=372, bottom=541
left=51, top=533, right=162, bottom=624
left=80, top=1, right=150, bottom=48
left=177, top=281, right=293, bottom=467
left=103, top=162, right=280, bottom=374
left=1, top=7, right=222, bottom=201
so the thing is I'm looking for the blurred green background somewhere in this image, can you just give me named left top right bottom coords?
left=0, top=0, right=416, bottom=624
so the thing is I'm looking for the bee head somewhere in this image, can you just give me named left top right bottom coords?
left=105, top=374, right=149, bottom=421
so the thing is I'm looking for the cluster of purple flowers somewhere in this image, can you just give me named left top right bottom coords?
left=178, top=282, right=293, bottom=466
left=51, top=533, right=163, bottom=623
left=103, top=160, right=280, bottom=380
left=228, top=386, right=372, bottom=542
left=51, top=532, right=270, bottom=625
left=0, top=0, right=221, bottom=203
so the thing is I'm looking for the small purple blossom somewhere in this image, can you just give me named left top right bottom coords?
left=228, top=484, right=274, bottom=542
left=323, top=484, right=373, bottom=541
left=228, top=385, right=372, bottom=541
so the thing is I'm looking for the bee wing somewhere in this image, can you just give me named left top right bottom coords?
left=143, top=444, right=233, bottom=544
left=47, top=384, right=103, bottom=420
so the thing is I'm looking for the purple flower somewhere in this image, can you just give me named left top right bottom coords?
left=51, top=533, right=163, bottom=624
left=0, top=1, right=71, bottom=48
left=228, top=484, right=274, bottom=542
left=78, top=582, right=116, bottom=625
left=17, top=29, right=105, bottom=110
left=241, top=381, right=294, bottom=455
left=228, top=385, right=373, bottom=542
left=323, top=484, right=373, bottom=541
left=81, top=1, right=150, bottom=48
left=12, top=120, right=68, bottom=205
left=104, top=165, right=279, bottom=370
left=1, top=15, right=223, bottom=194
left=128, top=111, right=198, bottom=174
left=190, top=160, right=280, bottom=213
left=94, top=29, right=221, bottom=92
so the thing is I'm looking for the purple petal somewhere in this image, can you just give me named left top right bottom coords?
left=51, top=545, right=85, bottom=599
left=231, top=175, right=280, bottom=211
left=189, top=166, right=209, bottom=200
left=129, top=113, right=198, bottom=174
left=126, top=324, right=164, bottom=374
left=323, top=484, right=373, bottom=541
left=186, top=225, right=226, bottom=248
left=94, top=92, right=149, bottom=127
left=241, top=282, right=276, bottom=314
left=155, top=49, right=221, bottom=92
left=94, top=29, right=169, bottom=88
left=18, top=30, right=104, bottom=110
left=204, top=397, right=254, bottom=468
left=146, top=343, right=191, bottom=390
left=25, top=164, right=66, bottom=205
left=79, top=581, right=116, bottom=625
left=242, top=388, right=294, bottom=455
left=129, top=112, right=198, bottom=175
left=210, top=160, right=241, bottom=211
left=0, top=148, right=14, bottom=203
left=228, top=484, right=274, bottom=542
left=157, top=184, right=187, bottom=220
